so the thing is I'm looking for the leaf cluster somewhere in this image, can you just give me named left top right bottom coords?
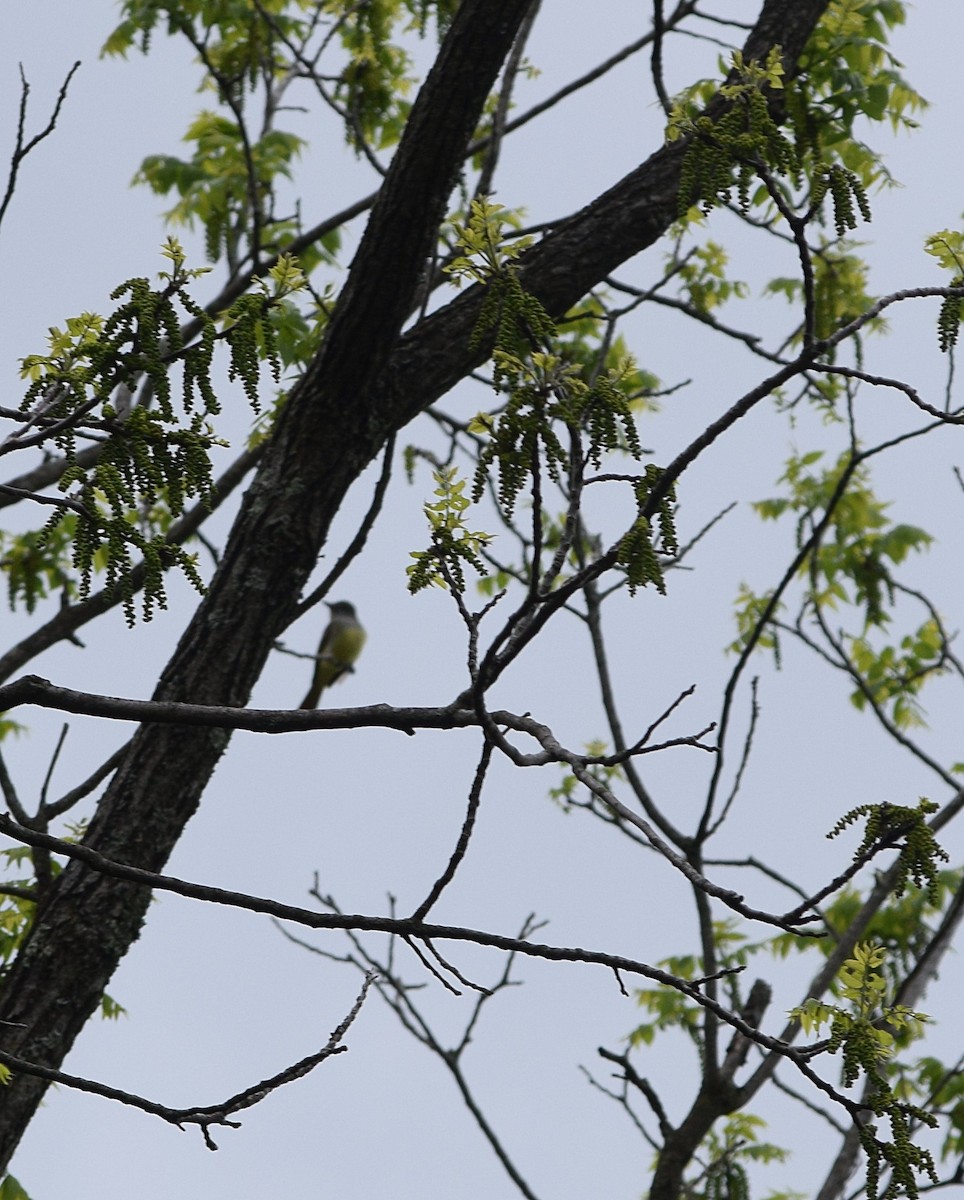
left=671, top=47, right=798, bottom=219
left=0, top=523, right=75, bottom=614
left=700, top=1115, right=789, bottom=1200
left=407, top=466, right=492, bottom=594
left=412, top=200, right=678, bottom=612
left=134, top=115, right=308, bottom=265
left=0, top=848, right=38, bottom=974
left=741, top=450, right=942, bottom=726
left=766, top=871, right=961, bottom=992
left=619, top=467, right=677, bottom=596
left=766, top=240, right=883, bottom=351
left=924, top=228, right=964, bottom=353
left=828, top=798, right=949, bottom=903
left=673, top=240, right=749, bottom=316
left=670, top=0, right=925, bottom=241
left=445, top=199, right=651, bottom=543
left=797, top=0, right=926, bottom=181
left=13, top=240, right=301, bottom=621
left=897, top=1055, right=964, bottom=1163
left=0, top=1173, right=31, bottom=1200
left=630, top=920, right=751, bottom=1049
left=792, top=943, right=937, bottom=1200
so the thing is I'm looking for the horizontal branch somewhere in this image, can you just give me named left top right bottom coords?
left=0, top=675, right=827, bottom=934
left=0, top=810, right=730, bottom=991
left=0, top=673, right=485, bottom=733
left=0, top=813, right=863, bottom=1122
left=0, top=443, right=261, bottom=685
left=0, top=813, right=848, bottom=1148
left=0, top=971, right=375, bottom=1151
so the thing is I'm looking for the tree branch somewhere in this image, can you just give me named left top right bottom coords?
left=0, top=0, right=836, bottom=1167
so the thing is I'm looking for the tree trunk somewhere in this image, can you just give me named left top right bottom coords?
left=0, top=0, right=831, bottom=1173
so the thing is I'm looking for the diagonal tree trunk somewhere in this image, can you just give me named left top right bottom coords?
left=0, top=0, right=831, bottom=1171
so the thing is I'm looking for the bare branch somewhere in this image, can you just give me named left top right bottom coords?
left=411, top=739, right=492, bottom=921
left=0, top=62, right=81, bottom=231
left=0, top=972, right=376, bottom=1150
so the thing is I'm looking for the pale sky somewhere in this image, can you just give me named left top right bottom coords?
left=2, top=4, right=963, bottom=1198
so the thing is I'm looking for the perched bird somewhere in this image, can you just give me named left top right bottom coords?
left=300, top=601, right=366, bottom=709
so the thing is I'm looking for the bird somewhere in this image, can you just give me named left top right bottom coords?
left=299, top=601, right=366, bottom=709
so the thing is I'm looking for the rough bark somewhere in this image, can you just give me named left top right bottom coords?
left=0, top=0, right=832, bottom=1173
left=0, top=0, right=536, bottom=1162
left=650, top=1081, right=743, bottom=1200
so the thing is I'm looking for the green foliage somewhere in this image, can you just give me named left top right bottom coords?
left=407, top=467, right=492, bottom=594
left=99, top=993, right=127, bottom=1020
left=12, top=239, right=302, bottom=622
left=0, top=1174, right=31, bottom=1200
left=445, top=199, right=550, bottom=376
left=765, top=241, right=884, bottom=352
left=133, top=113, right=307, bottom=265
left=331, top=3, right=417, bottom=153
left=742, top=451, right=941, bottom=726
left=728, top=584, right=782, bottom=662
left=828, top=798, right=949, bottom=903
left=104, top=0, right=293, bottom=64
left=673, top=240, right=749, bottom=315
left=630, top=934, right=796, bottom=1199
left=699, top=1115, right=790, bottom=1200
left=796, top=0, right=926, bottom=182
left=245, top=278, right=333, bottom=448
left=846, top=619, right=946, bottom=730
left=470, top=349, right=580, bottom=518
left=670, top=47, right=796, bottom=218
left=806, top=472, right=932, bottom=629
left=435, top=199, right=670, bottom=598
left=445, top=199, right=535, bottom=285
left=924, top=227, right=964, bottom=353
left=766, top=870, right=962, bottom=984
left=619, top=467, right=678, bottom=596
left=554, top=299, right=662, bottom=417
left=669, top=2, right=925, bottom=244
left=706, top=1149, right=749, bottom=1200
left=0, top=849, right=36, bottom=972
left=636, top=896, right=959, bottom=1200
left=898, top=1055, right=964, bottom=1161
left=109, top=0, right=451, bottom=265
left=1, top=840, right=124, bottom=1030
left=671, top=42, right=872, bottom=238
left=630, top=953, right=703, bottom=1049
left=468, top=348, right=647, bottom=519
left=220, top=253, right=308, bottom=408
left=0, top=522, right=76, bottom=614
left=4, top=7, right=956, bottom=1200
left=0, top=718, right=25, bottom=743
left=630, top=920, right=750, bottom=1049
left=812, top=164, right=872, bottom=237
left=475, top=567, right=513, bottom=600
left=511, top=510, right=603, bottom=593
left=794, top=944, right=924, bottom=1080
left=792, top=943, right=937, bottom=1200
left=853, top=869, right=963, bottom=977
left=263, top=288, right=332, bottom=375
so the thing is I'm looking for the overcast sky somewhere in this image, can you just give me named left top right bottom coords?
left=2, top=4, right=963, bottom=1198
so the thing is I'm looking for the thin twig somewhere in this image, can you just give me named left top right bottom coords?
left=0, top=62, right=81, bottom=231
left=412, top=740, right=492, bottom=920
left=0, top=972, right=376, bottom=1150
